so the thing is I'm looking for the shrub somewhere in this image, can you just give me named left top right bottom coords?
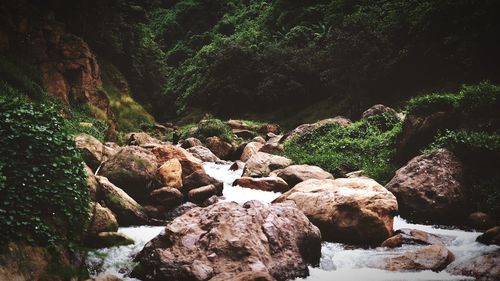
left=459, top=81, right=500, bottom=116
left=406, top=92, right=462, bottom=115
left=183, top=118, right=235, bottom=143
left=0, top=96, right=91, bottom=246
left=284, top=113, right=402, bottom=184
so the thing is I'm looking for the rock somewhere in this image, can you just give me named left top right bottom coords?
left=383, top=245, right=454, bottom=271
left=152, top=144, right=204, bottom=179
left=88, top=232, right=134, bottom=249
left=211, top=271, right=276, bottom=281
left=132, top=201, right=321, bottom=281
left=468, top=212, right=495, bottom=230
left=99, top=146, right=157, bottom=202
left=283, top=117, right=352, bottom=142
left=385, top=149, right=467, bottom=224
left=229, top=161, right=245, bottom=171
left=206, top=136, right=234, bottom=160
left=476, top=226, right=500, bottom=246
left=75, top=133, right=115, bottom=170
left=233, top=177, right=289, bottom=192
left=252, top=136, right=266, bottom=144
left=274, top=178, right=397, bottom=246
left=157, top=159, right=182, bottom=189
left=164, top=202, right=198, bottom=221
left=361, top=104, right=398, bottom=119
left=187, top=146, right=221, bottom=162
left=270, top=165, right=334, bottom=188
left=187, top=184, right=217, bottom=204
left=240, top=142, right=264, bottom=162
left=125, top=132, right=161, bottom=146
left=180, top=137, right=203, bottom=149
left=267, top=134, right=283, bottom=145
left=85, top=164, right=99, bottom=201
left=104, top=142, right=121, bottom=150
left=242, top=152, right=292, bottom=177
left=381, top=228, right=451, bottom=248
left=149, top=187, right=183, bottom=208
left=447, top=252, right=500, bottom=281
left=345, top=170, right=366, bottom=178
left=258, top=143, right=284, bottom=155
left=181, top=170, right=224, bottom=195
left=233, top=129, right=256, bottom=139
left=227, top=119, right=255, bottom=131
left=97, top=176, right=148, bottom=226
left=87, top=203, right=118, bottom=236
left=258, top=123, right=281, bottom=135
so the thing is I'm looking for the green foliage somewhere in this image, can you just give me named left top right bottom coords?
left=426, top=130, right=500, bottom=156
left=0, top=96, right=91, bottom=246
left=182, top=118, right=235, bottom=143
left=406, top=93, right=462, bottom=115
left=284, top=113, right=402, bottom=183
left=63, top=103, right=110, bottom=142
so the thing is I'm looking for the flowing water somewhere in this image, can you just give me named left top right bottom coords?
left=86, top=162, right=498, bottom=281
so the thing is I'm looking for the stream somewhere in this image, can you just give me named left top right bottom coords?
left=86, top=162, right=499, bottom=281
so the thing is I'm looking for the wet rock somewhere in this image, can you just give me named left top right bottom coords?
left=229, top=161, right=245, bottom=171
left=447, top=251, right=500, bottom=281
left=242, top=152, right=292, bottom=177
left=187, top=146, right=221, bottom=162
left=188, top=184, right=217, bottom=204
left=233, top=177, right=289, bottom=192
left=476, top=226, right=500, bottom=246
left=270, top=165, right=334, bottom=188
left=381, top=228, right=451, bottom=248
left=149, top=187, right=183, bottom=208
left=125, top=132, right=161, bottom=146
left=157, top=159, right=182, bottom=189
left=75, top=133, right=115, bottom=170
left=99, top=146, right=157, bottom=202
left=206, top=136, right=234, bottom=160
left=274, top=178, right=397, bottom=246
left=97, top=176, right=148, bottom=226
left=132, top=201, right=321, bottom=281
left=240, top=142, right=264, bottom=162
left=181, top=170, right=224, bottom=195
left=468, top=212, right=495, bottom=231
left=152, top=144, right=204, bottom=179
left=88, top=232, right=134, bottom=249
left=383, top=245, right=454, bottom=271
left=361, top=104, right=398, bottom=119
left=180, top=137, right=203, bottom=149
left=385, top=149, right=467, bottom=224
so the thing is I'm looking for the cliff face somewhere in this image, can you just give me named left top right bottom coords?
left=0, top=0, right=110, bottom=116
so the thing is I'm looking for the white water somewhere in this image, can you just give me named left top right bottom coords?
left=87, top=162, right=498, bottom=281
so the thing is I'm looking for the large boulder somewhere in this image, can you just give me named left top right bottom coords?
left=274, top=178, right=398, bottom=246
left=383, top=245, right=454, bottom=271
left=74, top=133, right=115, bottom=170
left=125, top=132, right=162, bottom=146
left=282, top=117, right=352, bottom=143
left=258, top=143, right=284, bottom=155
left=180, top=137, right=203, bottom=149
left=187, top=184, right=218, bottom=204
left=361, top=104, right=398, bottom=119
left=99, top=146, right=157, bottom=202
left=270, top=165, right=334, bottom=188
left=240, top=142, right=264, bottom=162
left=97, top=176, right=148, bottom=226
left=157, top=159, right=182, bottom=189
left=381, top=228, right=452, bottom=248
left=476, top=226, right=500, bottom=246
left=132, top=201, right=321, bottom=281
left=181, top=170, right=223, bottom=195
left=84, top=164, right=99, bottom=201
left=385, top=149, right=467, bottom=224
left=152, top=144, right=204, bottom=179
left=447, top=252, right=500, bottom=281
left=187, top=146, right=221, bottom=162
left=87, top=203, right=118, bottom=236
left=149, top=186, right=184, bottom=208
left=206, top=136, right=234, bottom=160
left=233, top=177, right=289, bottom=193
left=242, top=152, right=292, bottom=177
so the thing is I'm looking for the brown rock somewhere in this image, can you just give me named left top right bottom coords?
left=181, top=170, right=224, bottom=195
left=468, top=212, right=495, bottom=231
left=361, top=104, right=398, bottom=119
left=125, top=132, right=161, bottom=146
left=206, top=136, right=234, bottom=160
left=270, top=165, right=334, bottom=188
left=149, top=187, right=183, bottom=208
left=157, top=159, right=182, bottom=189
left=180, top=137, right=203, bottom=149
left=87, top=203, right=118, bottom=236
left=447, top=252, right=500, bottom=281
left=385, top=149, right=467, bottom=224
left=229, top=161, right=245, bottom=171
left=188, top=184, right=217, bottom=204
left=476, top=226, right=500, bottom=246
left=233, top=177, right=289, bottom=192
left=242, top=152, right=292, bottom=177
left=274, top=178, right=397, bottom=246
left=85, top=164, right=99, bottom=201
left=97, top=176, right=148, bottom=226
left=132, top=201, right=321, bottom=281
left=383, top=245, right=454, bottom=271
left=381, top=228, right=451, bottom=248
left=211, top=271, right=276, bottom=281
left=75, top=133, right=116, bottom=170
left=187, top=146, right=221, bottom=162
left=152, top=144, right=204, bottom=179
left=258, top=123, right=281, bottom=135
left=233, top=129, right=257, bottom=139
left=258, top=143, right=284, bottom=155
left=240, top=142, right=264, bottom=162
left=99, top=146, right=157, bottom=202
left=252, top=136, right=266, bottom=144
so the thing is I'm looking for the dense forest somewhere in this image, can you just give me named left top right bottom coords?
left=1, top=0, right=500, bottom=281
